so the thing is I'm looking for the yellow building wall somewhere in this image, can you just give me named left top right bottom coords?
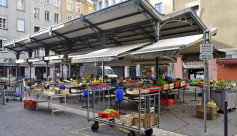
left=174, top=0, right=237, bottom=49
left=149, top=0, right=173, bottom=14
left=62, top=0, right=95, bottom=23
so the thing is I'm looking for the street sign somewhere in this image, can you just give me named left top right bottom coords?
left=200, top=54, right=213, bottom=60
left=200, top=44, right=213, bottom=54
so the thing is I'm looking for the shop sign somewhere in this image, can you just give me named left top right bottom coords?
left=200, top=44, right=213, bottom=54
left=200, top=54, right=213, bottom=60
left=0, top=58, right=16, bottom=63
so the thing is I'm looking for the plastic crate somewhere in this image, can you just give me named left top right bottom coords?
left=160, top=98, right=174, bottom=106
left=98, top=110, right=119, bottom=119
left=148, top=86, right=162, bottom=92
left=29, top=101, right=37, bottom=105
left=173, top=81, right=180, bottom=88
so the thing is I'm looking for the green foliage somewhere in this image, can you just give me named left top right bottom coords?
left=36, top=74, right=42, bottom=80
left=35, top=80, right=41, bottom=84
left=155, top=79, right=168, bottom=86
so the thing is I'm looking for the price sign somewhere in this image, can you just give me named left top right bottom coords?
left=200, top=44, right=213, bottom=54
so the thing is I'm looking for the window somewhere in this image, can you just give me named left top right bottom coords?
left=99, top=1, right=102, bottom=10
left=113, top=0, right=115, bottom=5
left=155, top=3, right=162, bottom=13
left=67, top=15, right=73, bottom=21
left=45, top=10, right=50, bottom=21
left=105, top=0, right=108, bottom=7
left=17, top=0, right=24, bottom=10
left=34, top=26, right=40, bottom=33
left=76, top=2, right=81, bottom=13
left=0, top=39, right=6, bottom=51
left=34, top=7, right=40, bottom=19
left=54, top=13, right=59, bottom=23
left=0, top=0, right=6, bottom=6
left=17, top=20, right=24, bottom=32
left=67, top=0, right=73, bottom=11
left=45, top=0, right=50, bottom=4
left=54, top=0, right=60, bottom=7
left=89, top=7, right=92, bottom=13
left=0, top=17, right=6, bottom=29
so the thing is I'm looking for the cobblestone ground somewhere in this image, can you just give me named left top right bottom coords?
left=2, top=87, right=237, bottom=136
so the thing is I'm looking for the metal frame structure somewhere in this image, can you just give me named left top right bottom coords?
left=4, top=0, right=206, bottom=60
left=87, top=83, right=160, bottom=136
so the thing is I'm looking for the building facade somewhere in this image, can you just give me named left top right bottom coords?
left=0, top=0, right=62, bottom=80
left=62, top=0, right=94, bottom=22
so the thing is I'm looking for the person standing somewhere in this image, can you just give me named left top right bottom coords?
left=43, top=72, right=46, bottom=82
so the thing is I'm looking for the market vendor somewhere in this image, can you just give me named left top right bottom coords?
left=165, top=73, right=171, bottom=81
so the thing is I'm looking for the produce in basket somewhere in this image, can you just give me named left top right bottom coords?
left=154, top=79, right=167, bottom=86
left=103, top=109, right=117, bottom=113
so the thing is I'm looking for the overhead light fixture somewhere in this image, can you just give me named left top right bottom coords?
left=16, top=59, right=28, bottom=63
left=44, top=55, right=64, bottom=60
left=113, top=36, right=118, bottom=39
left=28, top=57, right=43, bottom=62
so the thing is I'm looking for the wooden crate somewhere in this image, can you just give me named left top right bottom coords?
left=196, top=104, right=217, bottom=114
left=196, top=111, right=217, bottom=120
left=120, top=113, right=138, bottom=126
left=180, top=81, right=185, bottom=87
left=138, top=106, right=154, bottom=113
left=133, top=114, right=158, bottom=128
left=168, top=83, right=174, bottom=89
left=163, top=84, right=169, bottom=90
left=62, top=90, right=69, bottom=94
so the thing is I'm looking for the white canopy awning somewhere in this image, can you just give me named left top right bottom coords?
left=71, top=42, right=150, bottom=63
left=131, top=34, right=203, bottom=59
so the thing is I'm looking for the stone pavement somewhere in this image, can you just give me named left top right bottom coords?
left=2, top=87, right=237, bottom=136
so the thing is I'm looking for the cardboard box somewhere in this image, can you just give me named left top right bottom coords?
left=196, top=104, right=217, bottom=114
left=196, top=111, right=217, bottom=120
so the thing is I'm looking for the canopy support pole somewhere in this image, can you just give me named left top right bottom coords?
left=156, top=57, right=159, bottom=80
left=16, top=52, right=20, bottom=81
left=46, top=61, right=48, bottom=82
left=28, top=50, right=32, bottom=87
left=62, top=63, right=64, bottom=79
left=69, top=59, right=71, bottom=79
left=102, top=61, right=104, bottom=83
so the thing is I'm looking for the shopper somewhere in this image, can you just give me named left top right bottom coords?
left=43, top=72, right=46, bottom=82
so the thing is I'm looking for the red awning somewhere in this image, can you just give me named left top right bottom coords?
left=216, top=59, right=237, bottom=64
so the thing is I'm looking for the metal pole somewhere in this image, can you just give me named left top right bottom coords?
left=102, top=61, right=104, bottom=83
left=156, top=57, right=159, bottom=80
left=224, top=100, right=228, bottom=136
left=16, top=64, right=19, bottom=81
left=29, top=63, right=31, bottom=87
left=69, top=60, right=71, bottom=78
left=46, top=61, right=48, bottom=82
left=207, top=61, right=210, bottom=102
left=204, top=60, right=207, bottom=133
left=62, top=63, right=64, bottom=79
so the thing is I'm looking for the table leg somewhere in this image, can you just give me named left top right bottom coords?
left=191, top=88, right=200, bottom=102
left=65, top=95, right=66, bottom=113
left=51, top=96, right=53, bottom=115
left=36, top=94, right=38, bottom=111
left=177, top=88, right=181, bottom=100
left=179, top=88, right=188, bottom=105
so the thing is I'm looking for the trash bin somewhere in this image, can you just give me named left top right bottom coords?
left=210, top=88, right=237, bottom=111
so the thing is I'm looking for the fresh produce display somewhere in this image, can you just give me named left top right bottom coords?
left=215, top=80, right=236, bottom=89
left=103, top=109, right=117, bottom=113
left=155, top=79, right=168, bottom=86
left=97, top=84, right=108, bottom=88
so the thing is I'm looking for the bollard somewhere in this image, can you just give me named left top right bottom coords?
left=224, top=100, right=228, bottom=136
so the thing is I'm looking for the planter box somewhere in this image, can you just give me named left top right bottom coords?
left=210, top=88, right=237, bottom=111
